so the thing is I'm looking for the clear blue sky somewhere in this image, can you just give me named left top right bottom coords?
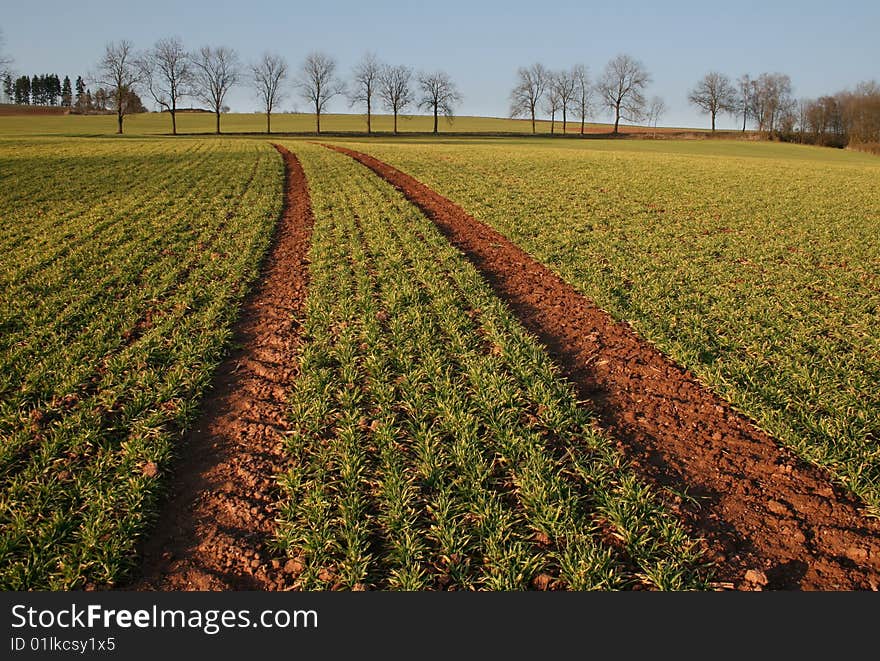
left=2, top=0, right=878, bottom=129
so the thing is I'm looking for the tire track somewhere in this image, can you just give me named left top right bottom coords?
left=133, top=145, right=312, bottom=590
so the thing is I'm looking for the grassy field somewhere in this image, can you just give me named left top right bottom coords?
left=338, top=137, right=880, bottom=513
left=276, top=142, right=706, bottom=589
left=0, top=110, right=704, bottom=137
left=0, top=137, right=280, bottom=588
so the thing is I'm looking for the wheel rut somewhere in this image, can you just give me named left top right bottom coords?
left=132, top=145, right=312, bottom=590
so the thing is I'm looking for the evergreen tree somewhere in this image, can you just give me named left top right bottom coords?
left=2, top=74, right=12, bottom=103
left=31, top=74, right=41, bottom=104
left=75, top=76, right=86, bottom=111
left=49, top=74, right=61, bottom=105
left=14, top=76, right=30, bottom=104
left=61, top=76, right=72, bottom=108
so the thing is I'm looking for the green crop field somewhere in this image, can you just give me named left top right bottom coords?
left=334, top=137, right=880, bottom=513
left=275, top=142, right=705, bottom=590
left=0, top=136, right=280, bottom=588
left=1, top=114, right=878, bottom=591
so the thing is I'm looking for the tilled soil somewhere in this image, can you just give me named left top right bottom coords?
left=326, top=143, right=880, bottom=591
left=133, top=145, right=312, bottom=590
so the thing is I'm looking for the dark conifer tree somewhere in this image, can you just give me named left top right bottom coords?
left=61, top=76, right=72, bottom=108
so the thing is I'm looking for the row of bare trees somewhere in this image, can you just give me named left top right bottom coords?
left=347, top=54, right=461, bottom=135
left=510, top=55, right=663, bottom=135
left=688, top=70, right=880, bottom=148
left=688, top=71, right=795, bottom=135
left=93, top=38, right=464, bottom=136
left=795, top=82, right=880, bottom=148
left=688, top=71, right=794, bottom=134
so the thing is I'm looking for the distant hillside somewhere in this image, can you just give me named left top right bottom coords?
left=0, top=110, right=742, bottom=138
left=0, top=104, right=70, bottom=116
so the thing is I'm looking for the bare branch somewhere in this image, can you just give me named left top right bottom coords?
left=378, top=64, right=413, bottom=135
left=93, top=40, right=142, bottom=134
left=251, top=52, right=288, bottom=134
left=688, top=72, right=736, bottom=132
left=190, top=45, right=239, bottom=135
left=349, top=52, right=381, bottom=133
left=597, top=54, right=651, bottom=134
left=0, top=29, right=13, bottom=79
left=647, top=95, right=666, bottom=137
left=298, top=52, right=345, bottom=135
left=417, top=70, right=461, bottom=134
left=140, top=37, right=192, bottom=135
left=572, top=64, right=593, bottom=135
left=509, top=63, right=548, bottom=133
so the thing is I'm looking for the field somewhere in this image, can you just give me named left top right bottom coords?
left=1, top=119, right=879, bottom=591
left=0, top=137, right=281, bottom=588
left=0, top=110, right=708, bottom=137
left=345, top=137, right=880, bottom=514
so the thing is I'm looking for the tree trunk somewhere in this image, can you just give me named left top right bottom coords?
left=394, top=110, right=398, bottom=135
left=171, top=99, right=177, bottom=136
left=215, top=108, right=221, bottom=135
left=742, top=109, right=747, bottom=132
left=550, top=109, right=555, bottom=135
left=531, top=109, right=535, bottom=134
left=581, top=116, right=585, bottom=135
left=316, top=109, right=321, bottom=135
left=711, top=111, right=716, bottom=132
left=367, top=98, right=371, bottom=134
left=613, top=105, right=620, bottom=135
left=117, top=109, right=123, bottom=135
left=562, top=108, right=567, bottom=134
left=267, top=112, right=271, bottom=134
left=433, top=105, right=438, bottom=134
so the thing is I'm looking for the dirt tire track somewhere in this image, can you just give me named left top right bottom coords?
left=132, top=145, right=311, bottom=590
left=325, top=143, right=880, bottom=591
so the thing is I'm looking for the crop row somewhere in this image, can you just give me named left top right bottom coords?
left=0, top=138, right=281, bottom=588
left=276, top=142, right=707, bottom=589
left=349, top=139, right=880, bottom=514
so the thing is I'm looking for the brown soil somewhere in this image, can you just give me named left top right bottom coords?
left=132, top=145, right=312, bottom=590
left=325, top=143, right=880, bottom=591
left=0, top=104, right=70, bottom=116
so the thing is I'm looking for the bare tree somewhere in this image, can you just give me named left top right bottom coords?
left=418, top=71, right=461, bottom=134
left=597, top=54, right=651, bottom=135
left=735, top=74, right=752, bottom=132
left=93, top=40, right=141, bottom=135
left=0, top=29, right=12, bottom=79
left=141, top=37, right=191, bottom=135
left=554, top=69, right=577, bottom=134
left=509, top=63, right=548, bottom=134
left=298, top=52, right=344, bottom=135
left=251, top=52, right=288, bottom=134
left=349, top=53, right=381, bottom=134
left=647, top=96, right=666, bottom=138
left=572, top=64, right=593, bottom=135
left=544, top=73, right=563, bottom=134
left=752, top=73, right=794, bottom=136
left=379, top=64, right=413, bottom=135
left=191, top=46, right=239, bottom=135
left=688, top=72, right=736, bottom=132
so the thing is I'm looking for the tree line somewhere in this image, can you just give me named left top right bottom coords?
left=3, top=28, right=877, bottom=147
left=688, top=71, right=880, bottom=148
left=80, top=38, right=466, bottom=135
left=508, top=54, right=665, bottom=135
